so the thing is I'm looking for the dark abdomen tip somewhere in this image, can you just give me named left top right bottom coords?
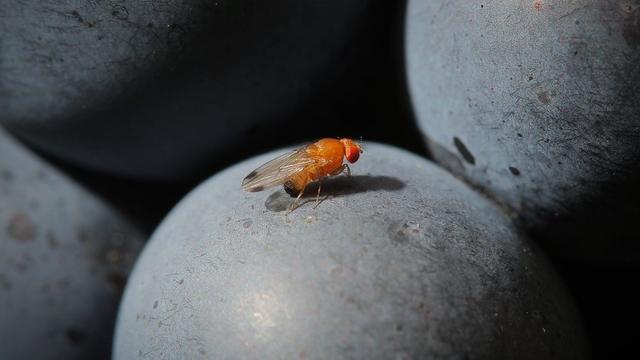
left=283, top=181, right=300, bottom=197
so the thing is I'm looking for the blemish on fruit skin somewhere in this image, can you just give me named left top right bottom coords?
left=1, top=170, right=13, bottom=181
left=0, top=274, right=12, bottom=290
left=7, top=212, right=37, bottom=242
left=622, top=2, right=640, bottom=46
left=65, top=328, right=87, bottom=345
left=453, top=137, right=476, bottom=165
left=388, top=221, right=423, bottom=245
left=509, top=167, right=521, bottom=176
left=533, top=0, right=543, bottom=12
left=107, top=272, right=126, bottom=294
left=47, top=231, right=59, bottom=248
left=537, top=90, right=551, bottom=104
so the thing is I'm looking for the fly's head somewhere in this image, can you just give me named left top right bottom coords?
left=340, top=138, right=364, bottom=163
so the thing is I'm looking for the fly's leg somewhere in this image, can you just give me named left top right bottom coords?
left=313, top=183, right=330, bottom=209
left=286, top=187, right=306, bottom=214
left=314, top=164, right=350, bottom=208
left=329, top=164, right=351, bottom=177
left=313, top=181, right=323, bottom=209
left=329, top=164, right=346, bottom=176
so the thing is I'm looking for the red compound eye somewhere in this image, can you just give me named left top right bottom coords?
left=345, top=146, right=360, bottom=163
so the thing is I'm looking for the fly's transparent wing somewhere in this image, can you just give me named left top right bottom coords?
left=242, top=148, right=317, bottom=192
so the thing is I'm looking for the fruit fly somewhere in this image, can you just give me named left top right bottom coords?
left=242, top=138, right=364, bottom=212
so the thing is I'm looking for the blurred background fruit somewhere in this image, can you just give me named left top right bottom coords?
left=405, top=0, right=640, bottom=263
left=0, top=128, right=144, bottom=360
left=114, top=144, right=587, bottom=359
left=0, top=0, right=421, bottom=181
left=404, top=0, right=640, bottom=356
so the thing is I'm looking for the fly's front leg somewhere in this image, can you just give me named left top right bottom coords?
left=329, top=164, right=351, bottom=177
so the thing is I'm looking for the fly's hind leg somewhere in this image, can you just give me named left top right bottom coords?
left=286, top=187, right=306, bottom=214
left=313, top=180, right=323, bottom=209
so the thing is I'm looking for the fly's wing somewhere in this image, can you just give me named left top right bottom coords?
left=242, top=148, right=317, bottom=192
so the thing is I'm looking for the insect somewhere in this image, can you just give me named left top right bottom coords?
left=242, top=138, right=364, bottom=212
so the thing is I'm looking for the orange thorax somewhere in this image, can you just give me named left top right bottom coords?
left=285, top=138, right=345, bottom=191
left=305, top=138, right=345, bottom=179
